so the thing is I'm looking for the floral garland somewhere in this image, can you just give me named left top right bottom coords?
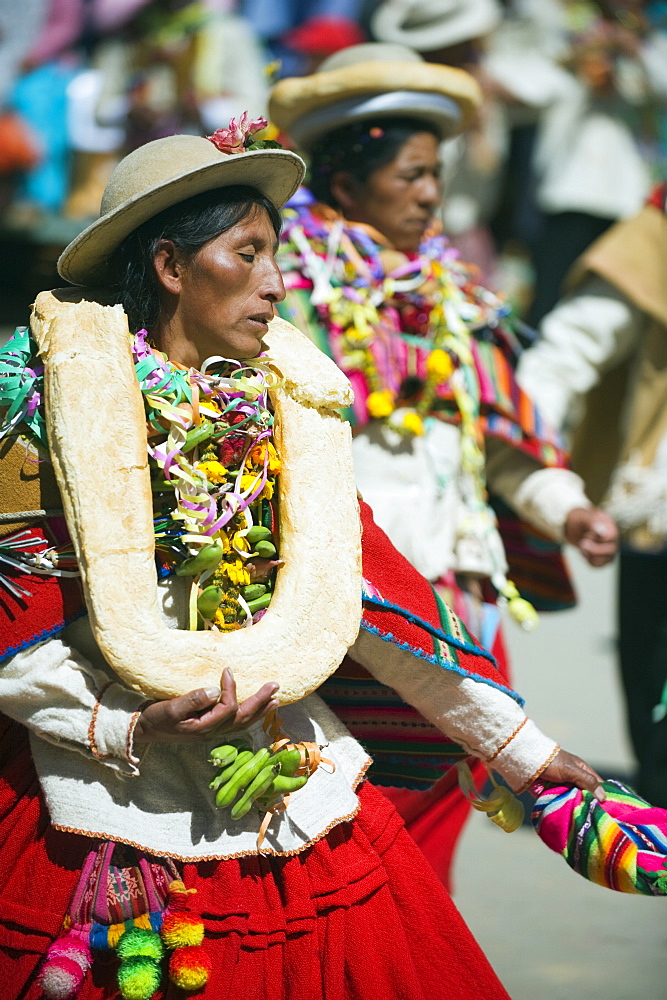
left=135, top=331, right=282, bottom=631
left=279, top=200, right=521, bottom=443
left=279, top=203, right=539, bottom=630
left=279, top=203, right=509, bottom=539
left=0, top=327, right=283, bottom=630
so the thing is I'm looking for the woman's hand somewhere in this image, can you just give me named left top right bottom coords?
left=539, top=748, right=606, bottom=801
left=564, top=506, right=618, bottom=567
left=133, top=667, right=279, bottom=744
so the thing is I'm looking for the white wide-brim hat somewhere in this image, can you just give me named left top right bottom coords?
left=58, top=134, right=305, bottom=286
left=371, top=0, right=502, bottom=52
left=269, top=42, right=481, bottom=152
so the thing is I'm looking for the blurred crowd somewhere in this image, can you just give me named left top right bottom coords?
left=0, top=0, right=666, bottom=323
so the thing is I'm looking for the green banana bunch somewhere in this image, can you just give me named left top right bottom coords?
left=209, top=750, right=254, bottom=792
left=215, top=748, right=272, bottom=809
left=208, top=742, right=313, bottom=818
left=230, top=763, right=281, bottom=820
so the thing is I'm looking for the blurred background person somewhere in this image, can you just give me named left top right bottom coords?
left=517, top=184, right=667, bottom=807
left=370, top=0, right=509, bottom=287
left=269, top=41, right=618, bottom=889
left=4, top=0, right=85, bottom=225
left=0, top=0, right=47, bottom=216
left=481, top=0, right=667, bottom=323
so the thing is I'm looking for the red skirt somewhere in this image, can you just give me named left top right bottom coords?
left=0, top=716, right=509, bottom=1000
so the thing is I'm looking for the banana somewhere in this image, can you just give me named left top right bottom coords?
left=230, top=763, right=281, bottom=821
left=252, top=540, right=277, bottom=559
left=209, top=744, right=240, bottom=767
left=209, top=750, right=254, bottom=791
left=175, top=541, right=224, bottom=577
left=256, top=773, right=309, bottom=812
left=245, top=525, right=273, bottom=546
left=214, top=748, right=272, bottom=809
left=198, top=585, right=224, bottom=619
left=269, top=747, right=302, bottom=777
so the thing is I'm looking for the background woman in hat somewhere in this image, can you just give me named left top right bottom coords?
left=0, top=116, right=606, bottom=1000
left=269, top=43, right=618, bottom=888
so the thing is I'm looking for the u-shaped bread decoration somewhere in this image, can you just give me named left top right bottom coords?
left=30, top=290, right=362, bottom=704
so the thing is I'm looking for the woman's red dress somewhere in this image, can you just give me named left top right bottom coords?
left=0, top=717, right=509, bottom=1000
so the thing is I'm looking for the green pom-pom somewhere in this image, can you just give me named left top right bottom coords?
left=117, top=955, right=162, bottom=1000
left=117, top=927, right=164, bottom=962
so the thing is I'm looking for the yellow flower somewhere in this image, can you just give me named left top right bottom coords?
left=266, top=442, right=281, bottom=474
left=367, top=390, right=395, bottom=419
left=426, top=349, right=454, bottom=382
left=248, top=441, right=281, bottom=474
left=261, top=479, right=275, bottom=500
left=221, top=559, right=250, bottom=586
left=402, top=411, right=425, bottom=436
left=196, top=460, right=228, bottom=483
left=240, top=473, right=261, bottom=494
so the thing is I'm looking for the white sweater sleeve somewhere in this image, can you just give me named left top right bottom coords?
left=516, top=275, right=646, bottom=433
left=485, top=437, right=590, bottom=541
left=349, top=628, right=558, bottom=793
left=0, top=637, right=147, bottom=775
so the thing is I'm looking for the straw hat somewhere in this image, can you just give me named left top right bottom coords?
left=58, top=133, right=305, bottom=286
left=371, top=0, right=502, bottom=52
left=269, top=42, right=481, bottom=152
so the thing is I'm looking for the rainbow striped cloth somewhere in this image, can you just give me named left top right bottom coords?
left=531, top=779, right=667, bottom=895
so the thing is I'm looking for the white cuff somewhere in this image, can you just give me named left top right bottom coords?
left=89, top=683, right=146, bottom=775
left=489, top=719, right=559, bottom=793
left=512, top=467, right=591, bottom=541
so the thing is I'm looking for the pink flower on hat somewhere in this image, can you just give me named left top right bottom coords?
left=207, top=113, right=269, bottom=154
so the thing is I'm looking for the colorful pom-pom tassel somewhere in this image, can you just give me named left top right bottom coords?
left=117, top=954, right=162, bottom=1000
left=117, top=926, right=164, bottom=962
left=161, top=910, right=205, bottom=949
left=162, top=879, right=210, bottom=993
left=169, top=944, right=211, bottom=992
left=116, top=926, right=164, bottom=1000
left=39, top=932, right=92, bottom=1000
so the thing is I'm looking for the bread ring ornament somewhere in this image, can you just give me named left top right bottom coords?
left=30, top=289, right=362, bottom=704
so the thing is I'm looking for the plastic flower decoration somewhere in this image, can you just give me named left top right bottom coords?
left=206, top=113, right=281, bottom=154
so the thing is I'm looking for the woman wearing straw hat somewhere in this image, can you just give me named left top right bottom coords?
left=269, top=43, right=618, bottom=888
left=0, top=114, right=607, bottom=999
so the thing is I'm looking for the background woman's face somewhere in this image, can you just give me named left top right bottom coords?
left=161, top=204, right=285, bottom=365
left=336, top=132, right=442, bottom=252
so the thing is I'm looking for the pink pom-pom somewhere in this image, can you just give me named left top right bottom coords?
left=48, top=938, right=91, bottom=972
left=39, top=955, right=86, bottom=999
left=39, top=934, right=92, bottom=999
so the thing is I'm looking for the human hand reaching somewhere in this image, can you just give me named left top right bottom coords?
left=538, top=748, right=606, bottom=801
left=133, top=667, right=279, bottom=744
left=564, top=506, right=618, bottom=567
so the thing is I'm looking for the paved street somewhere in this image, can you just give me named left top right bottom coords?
left=452, top=554, right=667, bottom=999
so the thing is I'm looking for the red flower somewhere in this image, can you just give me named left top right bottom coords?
left=207, top=113, right=269, bottom=154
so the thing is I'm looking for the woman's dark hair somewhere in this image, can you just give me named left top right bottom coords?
left=110, top=186, right=282, bottom=333
left=309, top=116, right=441, bottom=207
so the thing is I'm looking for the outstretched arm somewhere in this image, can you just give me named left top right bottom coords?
left=350, top=626, right=604, bottom=798
left=485, top=438, right=618, bottom=566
